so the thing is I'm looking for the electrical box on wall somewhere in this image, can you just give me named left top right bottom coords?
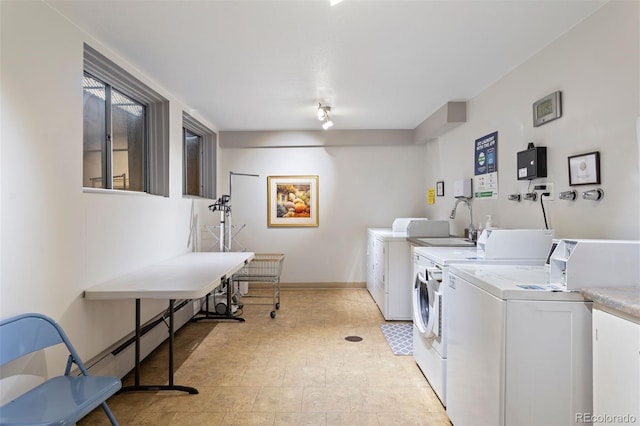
left=517, top=146, right=547, bottom=180
left=453, top=178, right=472, bottom=198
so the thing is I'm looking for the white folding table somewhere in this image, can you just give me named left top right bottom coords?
left=84, top=251, right=254, bottom=394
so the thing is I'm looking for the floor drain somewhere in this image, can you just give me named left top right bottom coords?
left=345, top=336, right=363, bottom=342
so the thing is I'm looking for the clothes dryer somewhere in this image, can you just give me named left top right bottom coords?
left=411, top=229, right=554, bottom=406
left=445, top=264, right=592, bottom=426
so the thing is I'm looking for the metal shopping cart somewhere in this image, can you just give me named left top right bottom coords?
left=232, top=253, right=284, bottom=318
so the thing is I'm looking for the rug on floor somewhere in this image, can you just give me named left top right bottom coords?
left=379, top=322, right=413, bottom=355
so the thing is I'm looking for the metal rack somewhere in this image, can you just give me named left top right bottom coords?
left=204, top=223, right=246, bottom=252
left=232, top=253, right=284, bottom=318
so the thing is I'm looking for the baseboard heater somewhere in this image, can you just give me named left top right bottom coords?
left=86, top=298, right=202, bottom=379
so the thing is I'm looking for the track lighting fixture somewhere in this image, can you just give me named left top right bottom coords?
left=317, top=103, right=334, bottom=130
left=317, top=103, right=330, bottom=121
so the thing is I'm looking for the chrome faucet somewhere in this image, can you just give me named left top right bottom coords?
left=450, top=197, right=475, bottom=240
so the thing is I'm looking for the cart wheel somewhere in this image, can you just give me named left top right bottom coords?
left=275, top=303, right=280, bottom=310
left=270, top=311, right=276, bottom=318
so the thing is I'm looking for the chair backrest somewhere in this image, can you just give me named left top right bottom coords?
left=0, top=313, right=66, bottom=366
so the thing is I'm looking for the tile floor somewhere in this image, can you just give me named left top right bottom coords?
left=81, top=288, right=451, bottom=425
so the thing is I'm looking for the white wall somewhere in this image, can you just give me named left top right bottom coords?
left=425, top=1, right=640, bottom=239
left=214, top=144, right=427, bottom=283
left=0, top=1, right=214, bottom=366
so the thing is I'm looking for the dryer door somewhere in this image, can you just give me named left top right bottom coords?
left=426, top=267, right=443, bottom=338
left=412, top=268, right=438, bottom=338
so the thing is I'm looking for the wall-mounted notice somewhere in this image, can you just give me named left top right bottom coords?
left=474, top=131, right=498, bottom=199
left=427, top=187, right=436, bottom=205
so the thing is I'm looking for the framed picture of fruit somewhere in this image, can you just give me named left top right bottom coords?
left=267, top=175, right=319, bottom=227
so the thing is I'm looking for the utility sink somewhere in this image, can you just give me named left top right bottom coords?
left=413, top=237, right=476, bottom=247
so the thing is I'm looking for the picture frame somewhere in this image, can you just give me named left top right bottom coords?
left=568, top=151, right=600, bottom=186
left=436, top=181, right=445, bottom=197
left=267, top=175, right=319, bottom=227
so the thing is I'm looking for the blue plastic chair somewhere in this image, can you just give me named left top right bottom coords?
left=0, top=313, right=121, bottom=425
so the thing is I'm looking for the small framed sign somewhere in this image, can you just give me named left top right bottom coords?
left=533, top=91, right=562, bottom=127
left=436, top=181, right=445, bottom=197
left=568, top=151, right=600, bottom=186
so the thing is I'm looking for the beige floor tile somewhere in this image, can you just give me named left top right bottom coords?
left=325, top=367, right=369, bottom=388
left=220, top=411, right=276, bottom=425
left=169, top=412, right=226, bottom=425
left=348, top=387, right=397, bottom=413
left=301, top=387, right=351, bottom=412
left=252, top=386, right=304, bottom=412
left=376, top=411, right=452, bottom=425
left=391, top=387, right=446, bottom=413
left=274, top=412, right=327, bottom=426
left=282, top=365, right=327, bottom=387
left=205, top=386, right=261, bottom=412
left=130, top=410, right=179, bottom=425
left=242, top=365, right=286, bottom=386
left=78, top=289, right=450, bottom=425
left=326, top=412, right=380, bottom=426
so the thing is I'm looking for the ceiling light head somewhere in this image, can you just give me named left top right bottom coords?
left=322, top=119, right=334, bottom=130
left=317, top=103, right=331, bottom=121
left=329, top=0, right=344, bottom=5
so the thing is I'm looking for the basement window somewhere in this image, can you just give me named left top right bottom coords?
left=82, top=44, right=169, bottom=196
left=182, top=112, right=216, bottom=199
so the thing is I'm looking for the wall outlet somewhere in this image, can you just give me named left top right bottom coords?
left=534, top=182, right=554, bottom=200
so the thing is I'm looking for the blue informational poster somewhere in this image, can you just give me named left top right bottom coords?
left=474, top=131, right=498, bottom=199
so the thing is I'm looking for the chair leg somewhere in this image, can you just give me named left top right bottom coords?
left=101, top=402, right=119, bottom=426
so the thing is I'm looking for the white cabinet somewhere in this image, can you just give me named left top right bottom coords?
left=592, top=307, right=640, bottom=425
left=366, top=228, right=412, bottom=320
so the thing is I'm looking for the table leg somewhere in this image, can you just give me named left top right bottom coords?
left=135, top=298, right=140, bottom=387
left=118, top=299, right=198, bottom=394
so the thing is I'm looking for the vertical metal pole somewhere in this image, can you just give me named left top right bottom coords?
left=105, top=85, right=113, bottom=190
left=226, top=208, right=231, bottom=252
left=134, top=298, right=141, bottom=386
left=168, top=299, right=175, bottom=386
left=228, top=172, right=233, bottom=253
left=219, top=209, right=225, bottom=252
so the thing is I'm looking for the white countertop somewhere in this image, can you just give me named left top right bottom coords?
left=449, top=263, right=587, bottom=301
left=414, top=246, right=480, bottom=264
left=408, top=236, right=476, bottom=247
left=414, top=246, right=548, bottom=266
left=84, top=252, right=254, bottom=300
left=368, top=228, right=409, bottom=240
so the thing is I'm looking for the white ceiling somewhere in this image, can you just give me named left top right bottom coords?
left=47, top=0, right=605, bottom=131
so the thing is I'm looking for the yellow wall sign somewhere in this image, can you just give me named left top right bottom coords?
left=427, top=188, right=436, bottom=204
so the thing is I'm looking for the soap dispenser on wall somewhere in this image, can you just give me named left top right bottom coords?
left=485, top=215, right=493, bottom=229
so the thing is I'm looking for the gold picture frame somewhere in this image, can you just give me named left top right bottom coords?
left=267, top=175, right=319, bottom=227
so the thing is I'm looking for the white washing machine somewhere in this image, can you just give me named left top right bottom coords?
left=412, top=250, right=447, bottom=403
left=446, top=263, right=592, bottom=426
left=411, top=229, right=554, bottom=406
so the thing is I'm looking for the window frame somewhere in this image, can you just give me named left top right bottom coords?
left=83, top=43, right=169, bottom=197
left=182, top=111, right=217, bottom=199
left=83, top=72, right=148, bottom=191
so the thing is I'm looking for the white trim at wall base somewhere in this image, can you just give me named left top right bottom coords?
left=249, top=282, right=366, bottom=290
